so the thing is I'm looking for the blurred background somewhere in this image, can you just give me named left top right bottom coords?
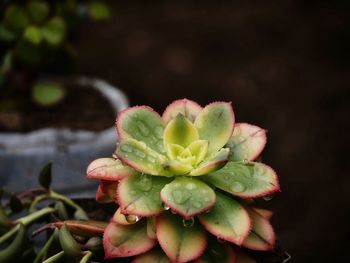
left=1, top=0, right=349, bottom=262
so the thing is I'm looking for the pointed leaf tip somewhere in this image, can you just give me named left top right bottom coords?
left=162, top=99, right=202, bottom=124
left=38, top=161, right=52, bottom=189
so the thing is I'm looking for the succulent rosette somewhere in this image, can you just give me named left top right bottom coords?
left=87, top=99, right=280, bottom=263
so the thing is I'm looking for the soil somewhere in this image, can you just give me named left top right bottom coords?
left=0, top=81, right=115, bottom=132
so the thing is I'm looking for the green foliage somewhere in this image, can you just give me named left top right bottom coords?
left=32, top=81, right=65, bottom=106
left=0, top=0, right=111, bottom=108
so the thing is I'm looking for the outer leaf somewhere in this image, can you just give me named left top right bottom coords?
left=242, top=209, right=275, bottom=251
left=203, top=162, right=280, bottom=198
left=41, top=17, right=66, bottom=46
left=86, top=158, right=138, bottom=180
left=163, top=99, right=202, bottom=124
left=116, top=106, right=165, bottom=153
left=116, top=138, right=170, bottom=176
left=117, top=174, right=170, bottom=216
left=24, top=26, right=42, bottom=45
left=132, top=247, right=170, bottom=263
left=194, top=237, right=237, bottom=263
left=253, top=208, right=273, bottom=220
left=227, top=123, right=266, bottom=162
left=156, top=213, right=207, bottom=263
left=160, top=177, right=216, bottom=219
left=194, top=102, right=234, bottom=155
left=103, top=220, right=156, bottom=258
left=190, top=148, right=230, bottom=176
left=198, top=192, right=251, bottom=245
left=96, top=180, right=118, bottom=203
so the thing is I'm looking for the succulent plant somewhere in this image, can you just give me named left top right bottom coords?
left=87, top=99, right=282, bottom=262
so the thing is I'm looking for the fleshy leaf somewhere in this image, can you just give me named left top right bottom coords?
left=100, top=180, right=118, bottom=200
left=162, top=99, right=202, bottom=124
left=202, top=162, right=280, bottom=198
left=132, top=247, right=170, bottom=263
left=162, top=159, right=193, bottom=175
left=116, top=139, right=170, bottom=176
left=227, top=123, right=266, bottom=162
left=242, top=209, right=275, bottom=251
left=146, top=217, right=157, bottom=239
left=164, top=114, right=199, bottom=148
left=194, top=237, right=237, bottom=263
left=86, top=158, right=137, bottom=180
left=112, top=208, right=129, bottom=225
left=52, top=220, right=107, bottom=237
left=194, top=102, right=234, bottom=155
left=96, top=185, right=113, bottom=203
left=198, top=192, right=251, bottom=245
left=117, top=174, right=171, bottom=216
left=190, top=148, right=230, bottom=176
left=188, top=140, right=209, bottom=165
left=116, top=106, right=165, bottom=153
left=104, top=220, right=157, bottom=258
left=167, top=143, right=185, bottom=160
left=253, top=208, right=273, bottom=220
left=156, top=212, right=207, bottom=263
left=160, top=177, right=216, bottom=219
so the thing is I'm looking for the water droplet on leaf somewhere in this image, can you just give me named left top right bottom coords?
left=137, top=121, right=150, bottom=136
left=192, top=201, right=202, bottom=209
left=121, top=144, right=133, bottom=153
left=125, top=214, right=140, bottom=224
left=182, top=217, right=194, bottom=228
left=137, top=174, right=152, bottom=191
left=162, top=203, right=170, bottom=210
left=263, top=194, right=274, bottom=201
left=230, top=182, right=245, bottom=193
left=172, top=189, right=190, bottom=204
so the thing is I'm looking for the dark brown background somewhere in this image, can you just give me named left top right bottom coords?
left=76, top=1, right=349, bottom=262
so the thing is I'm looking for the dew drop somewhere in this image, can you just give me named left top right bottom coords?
left=185, top=182, right=196, bottom=190
left=242, top=159, right=248, bottom=164
left=224, top=174, right=231, bottom=180
left=137, top=121, right=150, bottom=136
left=147, top=155, right=156, bottom=164
left=182, top=217, right=194, bottom=228
left=192, top=201, right=202, bottom=209
left=204, top=197, right=210, bottom=203
left=172, top=189, right=191, bottom=204
left=121, top=144, right=133, bottom=153
left=154, top=126, right=164, bottom=139
left=230, top=182, right=245, bottom=193
left=124, top=214, right=140, bottom=224
left=137, top=174, right=152, bottom=191
left=134, top=149, right=146, bottom=159
left=162, top=203, right=170, bottom=210
left=263, top=194, right=274, bottom=201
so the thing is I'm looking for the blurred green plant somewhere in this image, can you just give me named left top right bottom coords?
left=0, top=0, right=110, bottom=108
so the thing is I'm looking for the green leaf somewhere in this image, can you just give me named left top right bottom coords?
left=86, top=158, right=138, bottom=181
left=202, top=162, right=280, bottom=198
left=160, top=177, right=215, bottom=219
left=32, top=81, right=65, bottom=106
left=0, top=25, right=17, bottom=42
left=162, top=99, right=202, bottom=124
left=190, top=148, right=230, bottom=176
left=164, top=114, right=199, bottom=148
left=242, top=209, right=275, bottom=251
left=52, top=220, right=107, bottom=237
left=117, top=106, right=165, bottom=153
left=103, top=220, right=157, bottom=258
left=198, top=192, right=251, bottom=245
left=194, top=237, right=237, bottom=263
left=0, top=224, right=26, bottom=263
left=116, top=138, right=171, bottom=176
left=117, top=174, right=170, bottom=216
left=4, top=5, right=29, bottom=32
left=226, top=123, right=266, bottom=162
left=58, top=223, right=82, bottom=257
left=156, top=212, right=207, bottom=263
left=88, top=1, right=111, bottom=20
left=23, top=25, right=42, bottom=45
left=38, top=161, right=52, bottom=189
left=194, top=102, right=234, bottom=155
left=27, top=0, right=49, bottom=24
left=133, top=247, right=171, bottom=263
left=41, top=17, right=66, bottom=46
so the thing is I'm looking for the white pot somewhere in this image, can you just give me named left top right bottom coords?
left=0, top=77, right=128, bottom=196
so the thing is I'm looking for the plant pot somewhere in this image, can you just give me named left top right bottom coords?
left=0, top=77, right=128, bottom=195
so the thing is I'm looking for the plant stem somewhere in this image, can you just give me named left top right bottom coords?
left=42, top=251, right=65, bottom=263
left=49, top=191, right=83, bottom=211
left=80, top=251, right=93, bottom=263
left=0, top=207, right=55, bottom=244
left=33, top=229, right=57, bottom=263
